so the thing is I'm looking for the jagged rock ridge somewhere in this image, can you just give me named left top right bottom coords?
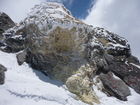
left=0, top=2, right=140, bottom=105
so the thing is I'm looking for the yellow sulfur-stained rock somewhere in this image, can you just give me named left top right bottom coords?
left=66, top=64, right=100, bottom=105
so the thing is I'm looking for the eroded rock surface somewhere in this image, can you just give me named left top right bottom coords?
left=0, top=12, right=15, bottom=41
left=0, top=64, right=7, bottom=84
left=1, top=2, right=140, bottom=105
left=108, top=57, right=140, bottom=94
left=16, top=51, right=27, bottom=65
left=0, top=12, right=15, bottom=31
left=99, top=72, right=130, bottom=101
left=66, top=64, right=100, bottom=105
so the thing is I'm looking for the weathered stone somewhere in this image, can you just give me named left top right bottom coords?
left=66, top=64, right=100, bottom=105
left=0, top=29, right=4, bottom=40
left=0, top=13, right=26, bottom=53
left=108, top=60, right=140, bottom=94
left=106, top=46, right=130, bottom=56
left=123, top=63, right=140, bottom=94
left=99, top=72, right=131, bottom=101
left=0, top=64, right=7, bottom=84
left=0, top=12, right=15, bottom=31
left=26, top=52, right=57, bottom=73
left=109, top=62, right=130, bottom=79
left=124, top=75, right=140, bottom=94
left=104, top=54, right=114, bottom=65
left=127, top=55, right=140, bottom=64
left=2, top=2, right=139, bottom=104
left=16, top=51, right=27, bottom=65
left=93, top=27, right=131, bottom=57
left=2, top=34, right=25, bottom=53
left=0, top=12, right=15, bottom=42
left=25, top=26, right=88, bottom=79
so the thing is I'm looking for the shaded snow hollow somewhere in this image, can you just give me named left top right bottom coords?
left=0, top=51, right=140, bottom=105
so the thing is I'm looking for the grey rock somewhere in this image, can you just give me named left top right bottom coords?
left=1, top=34, right=26, bottom=53
left=106, top=45, right=130, bottom=56
left=0, top=29, right=4, bottom=38
left=104, top=54, right=114, bottom=65
left=0, top=12, right=15, bottom=31
left=0, top=12, right=15, bottom=41
left=93, top=27, right=131, bottom=57
left=99, top=72, right=131, bottom=101
left=109, top=62, right=130, bottom=78
left=16, top=51, right=27, bottom=65
left=26, top=51, right=57, bottom=73
left=124, top=75, right=140, bottom=94
left=123, top=63, right=140, bottom=94
left=0, top=64, right=7, bottom=84
left=127, top=55, right=140, bottom=64
left=0, top=13, right=26, bottom=53
left=109, top=61, right=140, bottom=94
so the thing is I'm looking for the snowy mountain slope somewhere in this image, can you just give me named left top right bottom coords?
left=0, top=51, right=140, bottom=105
left=1, top=2, right=140, bottom=105
left=0, top=51, right=86, bottom=105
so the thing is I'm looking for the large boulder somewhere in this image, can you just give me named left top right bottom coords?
left=0, top=12, right=23, bottom=52
left=66, top=64, right=100, bottom=105
left=0, top=64, right=7, bottom=84
left=1, top=2, right=140, bottom=104
left=0, top=12, right=15, bottom=40
left=108, top=58, right=140, bottom=94
left=5, top=35, right=26, bottom=52
left=16, top=50, right=27, bottom=65
left=0, top=12, right=15, bottom=31
left=99, top=72, right=130, bottom=101
left=0, top=32, right=26, bottom=53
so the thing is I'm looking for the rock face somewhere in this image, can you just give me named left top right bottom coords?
left=0, top=12, right=15, bottom=31
left=108, top=57, right=140, bottom=94
left=66, top=64, right=100, bottom=104
left=0, top=12, right=25, bottom=52
left=3, top=34, right=25, bottom=52
left=99, top=72, right=130, bottom=101
left=0, top=12, right=15, bottom=40
left=0, top=64, right=7, bottom=84
left=1, top=2, right=140, bottom=105
left=16, top=51, right=27, bottom=65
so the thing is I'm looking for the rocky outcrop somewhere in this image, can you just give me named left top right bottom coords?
left=0, top=25, right=26, bottom=52
left=0, top=12, right=26, bottom=53
left=3, top=34, right=25, bottom=52
left=99, top=72, right=130, bottom=101
left=0, top=12, right=15, bottom=31
left=1, top=2, right=140, bottom=105
left=16, top=51, right=27, bottom=65
left=107, top=56, right=140, bottom=94
left=0, top=12, right=26, bottom=52
left=0, top=12, right=15, bottom=41
left=0, top=64, right=7, bottom=84
left=66, top=64, right=100, bottom=105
